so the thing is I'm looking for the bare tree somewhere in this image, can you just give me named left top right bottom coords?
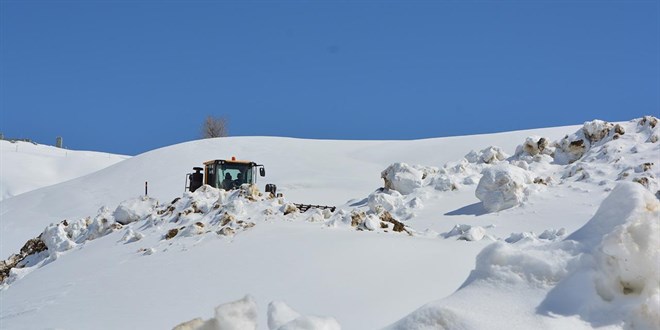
left=202, top=115, right=228, bottom=138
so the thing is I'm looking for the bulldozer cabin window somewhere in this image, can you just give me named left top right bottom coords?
left=217, top=163, right=254, bottom=190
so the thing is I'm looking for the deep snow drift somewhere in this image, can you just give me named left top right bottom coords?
left=387, top=182, right=659, bottom=330
left=0, top=117, right=658, bottom=329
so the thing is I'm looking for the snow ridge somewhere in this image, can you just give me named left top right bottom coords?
left=363, top=117, right=658, bottom=217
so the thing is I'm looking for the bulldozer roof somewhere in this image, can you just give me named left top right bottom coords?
left=203, top=159, right=256, bottom=166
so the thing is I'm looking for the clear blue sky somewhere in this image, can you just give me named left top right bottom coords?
left=1, top=0, right=658, bottom=155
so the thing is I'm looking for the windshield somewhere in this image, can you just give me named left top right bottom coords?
left=216, top=162, right=254, bottom=190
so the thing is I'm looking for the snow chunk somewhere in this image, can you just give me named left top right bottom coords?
left=475, top=164, right=533, bottom=212
left=583, top=119, right=614, bottom=143
left=277, top=316, right=341, bottom=330
left=173, top=318, right=204, bottom=330
left=120, top=228, right=144, bottom=243
left=113, top=196, right=159, bottom=225
left=431, top=174, right=458, bottom=191
left=363, top=214, right=380, bottom=231
left=41, top=223, right=76, bottom=255
left=538, top=228, right=566, bottom=240
left=553, top=119, right=618, bottom=165
left=214, top=295, right=258, bottom=330
left=268, top=301, right=340, bottom=330
left=505, top=228, right=566, bottom=244
left=443, top=224, right=487, bottom=241
left=189, top=185, right=222, bottom=213
left=305, top=209, right=325, bottom=223
left=465, top=146, right=508, bottom=164
left=381, top=163, right=424, bottom=194
left=554, top=134, right=590, bottom=165
left=515, top=136, right=551, bottom=157
left=176, top=297, right=340, bottom=330
left=268, top=301, right=301, bottom=330
left=367, top=189, right=404, bottom=214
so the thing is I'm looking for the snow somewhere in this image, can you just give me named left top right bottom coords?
left=475, top=164, right=534, bottom=212
left=388, top=182, right=659, bottom=329
left=0, top=140, right=128, bottom=201
left=113, top=196, right=159, bottom=224
left=380, top=162, right=426, bottom=195
left=1, top=117, right=658, bottom=329
left=174, top=297, right=341, bottom=330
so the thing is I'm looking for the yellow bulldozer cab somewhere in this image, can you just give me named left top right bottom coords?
left=190, top=158, right=265, bottom=191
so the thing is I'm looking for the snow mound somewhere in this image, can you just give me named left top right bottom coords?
left=543, top=182, right=660, bottom=329
left=173, top=296, right=340, bottom=330
left=1, top=207, right=124, bottom=286
left=1, top=185, right=285, bottom=287
left=389, top=182, right=660, bottom=329
left=475, top=164, right=533, bottom=212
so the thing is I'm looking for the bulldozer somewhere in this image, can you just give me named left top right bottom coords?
left=186, top=157, right=335, bottom=212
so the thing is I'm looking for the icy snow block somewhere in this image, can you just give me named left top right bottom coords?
left=113, top=196, right=158, bottom=225
left=367, top=189, right=404, bottom=214
left=381, top=163, right=424, bottom=195
left=268, top=301, right=301, bottom=330
left=41, top=223, right=76, bottom=254
left=475, top=164, right=532, bottom=212
left=277, top=315, right=341, bottom=330
left=214, top=295, right=258, bottom=330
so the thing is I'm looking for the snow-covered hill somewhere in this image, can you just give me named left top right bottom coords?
left=0, top=140, right=129, bottom=201
left=0, top=117, right=658, bottom=329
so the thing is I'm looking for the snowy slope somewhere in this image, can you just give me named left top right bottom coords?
left=1, top=118, right=658, bottom=330
left=0, top=126, right=577, bottom=257
left=0, top=140, right=129, bottom=201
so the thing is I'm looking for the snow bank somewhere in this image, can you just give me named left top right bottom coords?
left=1, top=185, right=281, bottom=286
left=1, top=207, right=124, bottom=286
left=173, top=296, right=340, bottom=330
left=475, top=164, right=533, bottom=212
left=389, top=182, right=660, bottom=329
left=42, top=206, right=124, bottom=257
